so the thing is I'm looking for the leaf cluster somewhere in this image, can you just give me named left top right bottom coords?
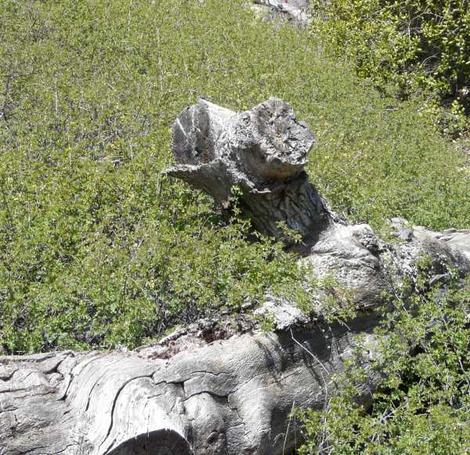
left=310, top=0, right=470, bottom=135
left=297, top=275, right=470, bottom=454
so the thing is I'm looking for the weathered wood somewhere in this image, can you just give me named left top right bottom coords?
left=0, top=318, right=378, bottom=455
left=167, top=98, right=333, bottom=244
left=251, top=0, right=312, bottom=26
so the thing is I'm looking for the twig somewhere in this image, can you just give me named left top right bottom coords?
left=290, top=328, right=331, bottom=453
left=282, top=400, right=296, bottom=455
left=290, top=328, right=330, bottom=375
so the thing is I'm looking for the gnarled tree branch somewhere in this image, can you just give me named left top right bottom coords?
left=167, top=98, right=332, bottom=244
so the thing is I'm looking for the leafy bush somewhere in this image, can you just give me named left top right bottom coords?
left=0, top=0, right=469, bottom=353
left=310, top=0, right=470, bottom=133
left=297, top=275, right=470, bottom=454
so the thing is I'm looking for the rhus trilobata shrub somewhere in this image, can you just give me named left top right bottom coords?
left=297, top=273, right=470, bottom=454
left=311, top=0, right=470, bottom=134
left=0, top=0, right=469, bottom=354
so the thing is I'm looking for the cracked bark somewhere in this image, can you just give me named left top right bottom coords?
left=0, top=319, right=379, bottom=455
left=167, top=97, right=334, bottom=245
left=1, top=100, right=469, bottom=455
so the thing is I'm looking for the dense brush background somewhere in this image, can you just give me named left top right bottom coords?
left=0, top=0, right=468, bottom=353
left=1, top=1, right=469, bottom=453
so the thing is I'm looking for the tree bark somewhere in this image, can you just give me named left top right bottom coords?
left=167, top=98, right=333, bottom=245
left=0, top=318, right=378, bottom=455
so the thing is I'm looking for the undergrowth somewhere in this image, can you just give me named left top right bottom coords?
left=0, top=0, right=469, bottom=353
left=309, top=0, right=470, bottom=136
left=297, top=273, right=470, bottom=454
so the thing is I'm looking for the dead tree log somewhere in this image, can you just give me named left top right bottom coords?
left=167, top=98, right=333, bottom=244
left=2, top=99, right=469, bottom=455
left=251, top=0, right=312, bottom=26
left=0, top=319, right=379, bottom=455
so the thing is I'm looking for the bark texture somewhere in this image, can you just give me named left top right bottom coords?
left=167, top=98, right=333, bottom=244
left=1, top=319, right=377, bottom=455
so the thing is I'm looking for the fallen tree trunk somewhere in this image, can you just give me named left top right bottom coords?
left=2, top=99, right=469, bottom=455
left=0, top=317, right=379, bottom=455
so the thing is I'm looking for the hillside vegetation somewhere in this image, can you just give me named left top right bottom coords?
left=0, top=0, right=469, bottom=354
left=297, top=272, right=470, bottom=454
left=309, top=0, right=469, bottom=135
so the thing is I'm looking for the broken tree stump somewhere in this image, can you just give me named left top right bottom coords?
left=167, top=97, right=333, bottom=244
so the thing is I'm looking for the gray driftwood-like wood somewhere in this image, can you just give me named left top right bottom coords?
left=0, top=318, right=378, bottom=455
left=251, top=0, right=311, bottom=26
left=2, top=99, right=470, bottom=455
left=167, top=98, right=333, bottom=244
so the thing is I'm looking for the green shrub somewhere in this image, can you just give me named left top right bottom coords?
left=297, top=275, right=470, bottom=454
left=0, top=0, right=469, bottom=353
left=310, top=0, right=470, bottom=133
